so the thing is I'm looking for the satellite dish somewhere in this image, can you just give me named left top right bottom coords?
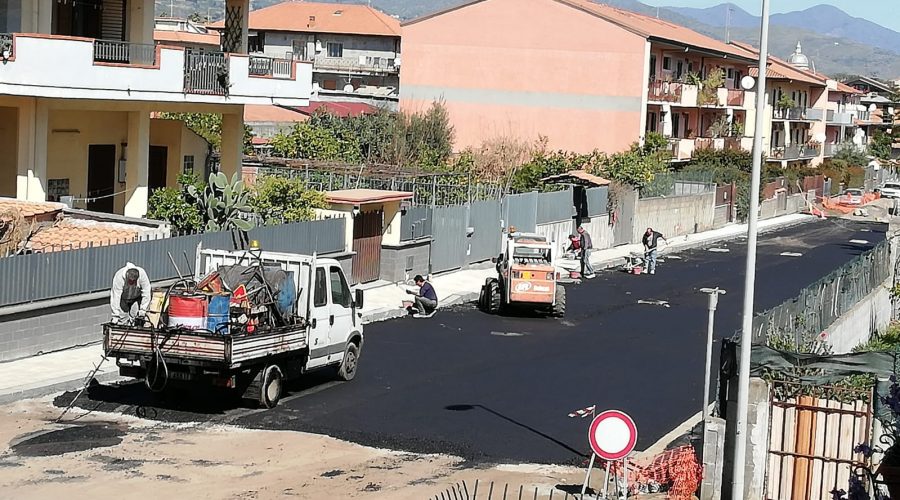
left=343, top=83, right=355, bottom=93
left=741, top=75, right=756, bottom=90
left=869, top=103, right=877, bottom=112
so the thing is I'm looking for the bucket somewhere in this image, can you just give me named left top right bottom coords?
left=206, top=294, right=231, bottom=334
left=632, top=266, right=643, bottom=275
left=146, top=290, right=167, bottom=328
left=168, top=295, right=207, bottom=330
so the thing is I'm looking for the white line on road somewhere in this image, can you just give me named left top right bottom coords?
left=850, top=239, right=870, bottom=244
left=708, top=248, right=730, bottom=253
left=780, top=252, right=803, bottom=257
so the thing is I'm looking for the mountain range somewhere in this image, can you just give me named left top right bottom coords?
left=161, top=0, right=900, bottom=78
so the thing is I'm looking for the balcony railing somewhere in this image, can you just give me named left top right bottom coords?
left=248, top=55, right=293, bottom=79
left=801, top=145, right=821, bottom=157
left=0, top=33, right=12, bottom=60
left=183, top=49, right=228, bottom=96
left=826, top=110, right=853, bottom=125
left=93, top=39, right=157, bottom=66
left=313, top=56, right=398, bottom=73
left=774, top=107, right=821, bottom=121
left=648, top=80, right=683, bottom=102
left=858, top=111, right=871, bottom=122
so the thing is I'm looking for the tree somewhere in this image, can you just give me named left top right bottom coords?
left=250, top=176, right=328, bottom=224
left=147, top=188, right=203, bottom=234
left=871, top=130, right=893, bottom=160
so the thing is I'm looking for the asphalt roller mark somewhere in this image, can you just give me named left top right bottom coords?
left=55, top=219, right=886, bottom=465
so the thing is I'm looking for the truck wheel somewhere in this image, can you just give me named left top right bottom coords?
left=259, top=365, right=283, bottom=409
left=552, top=285, right=566, bottom=318
left=487, top=280, right=502, bottom=315
left=338, top=343, right=359, bottom=381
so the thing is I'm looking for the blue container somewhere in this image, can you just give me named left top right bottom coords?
left=206, top=294, right=231, bottom=334
left=277, top=272, right=297, bottom=318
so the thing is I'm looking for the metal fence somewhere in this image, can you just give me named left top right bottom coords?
left=536, top=188, right=574, bottom=223
left=430, top=480, right=584, bottom=500
left=585, top=186, right=609, bottom=217
left=93, top=39, right=157, bottom=66
left=0, top=218, right=345, bottom=307
left=749, top=239, right=891, bottom=346
left=248, top=55, right=293, bottom=79
left=400, top=205, right=433, bottom=241
left=183, top=49, right=228, bottom=96
left=640, top=171, right=716, bottom=199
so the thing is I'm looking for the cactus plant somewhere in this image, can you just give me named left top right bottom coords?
left=187, top=172, right=256, bottom=232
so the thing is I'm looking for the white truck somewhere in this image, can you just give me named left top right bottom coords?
left=104, top=246, right=364, bottom=408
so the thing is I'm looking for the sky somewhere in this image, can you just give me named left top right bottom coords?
left=640, top=0, right=900, bottom=32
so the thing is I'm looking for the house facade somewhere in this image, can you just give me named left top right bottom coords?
left=400, top=0, right=759, bottom=156
left=213, top=2, right=400, bottom=107
left=0, top=0, right=312, bottom=218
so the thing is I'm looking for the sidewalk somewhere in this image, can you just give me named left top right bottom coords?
left=0, top=213, right=812, bottom=405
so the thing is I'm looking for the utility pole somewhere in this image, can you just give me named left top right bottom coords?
left=732, top=0, right=770, bottom=498
left=700, top=288, right=726, bottom=427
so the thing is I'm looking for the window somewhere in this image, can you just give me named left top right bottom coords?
left=48, top=178, right=70, bottom=202
left=326, top=42, right=343, bottom=58
left=292, top=40, right=307, bottom=60
left=314, top=268, right=327, bottom=307
left=183, top=155, right=194, bottom=175
left=329, top=267, right=351, bottom=307
left=649, top=55, right=657, bottom=80
left=646, top=112, right=658, bottom=133
left=662, top=56, right=671, bottom=71
left=727, top=68, right=734, bottom=79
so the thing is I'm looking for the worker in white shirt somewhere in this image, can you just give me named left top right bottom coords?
left=110, top=262, right=151, bottom=325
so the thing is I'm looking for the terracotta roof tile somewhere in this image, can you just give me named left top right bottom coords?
left=153, top=29, right=220, bottom=46
left=29, top=219, right=140, bottom=253
left=213, top=2, right=400, bottom=37
left=0, top=198, right=65, bottom=218
left=733, top=41, right=825, bottom=86
left=244, top=104, right=308, bottom=123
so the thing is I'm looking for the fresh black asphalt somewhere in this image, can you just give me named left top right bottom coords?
left=55, top=218, right=886, bottom=465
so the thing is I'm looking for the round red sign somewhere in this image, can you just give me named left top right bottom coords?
left=588, top=410, right=638, bottom=460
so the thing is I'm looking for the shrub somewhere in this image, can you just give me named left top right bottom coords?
left=250, top=176, right=328, bottom=224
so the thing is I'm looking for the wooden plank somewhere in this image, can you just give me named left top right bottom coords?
left=792, top=395, right=816, bottom=500
left=768, top=403, right=785, bottom=499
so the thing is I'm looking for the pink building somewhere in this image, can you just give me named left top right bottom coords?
left=400, top=0, right=758, bottom=155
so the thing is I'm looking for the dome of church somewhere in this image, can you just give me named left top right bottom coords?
left=788, top=41, right=810, bottom=70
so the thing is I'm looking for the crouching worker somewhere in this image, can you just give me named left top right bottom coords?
left=405, top=275, right=438, bottom=317
left=111, top=262, right=151, bottom=325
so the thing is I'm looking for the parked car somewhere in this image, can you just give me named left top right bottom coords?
left=841, top=188, right=864, bottom=205
left=880, top=182, right=900, bottom=199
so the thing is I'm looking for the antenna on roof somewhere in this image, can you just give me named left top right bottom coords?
left=656, top=7, right=660, bottom=18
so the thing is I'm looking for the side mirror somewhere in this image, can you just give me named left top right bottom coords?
left=354, top=289, right=364, bottom=309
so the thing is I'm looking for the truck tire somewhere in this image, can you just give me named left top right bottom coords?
left=552, top=285, right=566, bottom=318
left=259, top=365, right=283, bottom=409
left=338, top=343, right=360, bottom=381
left=487, top=279, right=502, bottom=315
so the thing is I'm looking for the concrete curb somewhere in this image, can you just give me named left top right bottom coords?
left=0, top=369, right=124, bottom=406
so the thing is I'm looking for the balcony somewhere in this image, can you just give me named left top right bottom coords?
left=769, top=144, right=820, bottom=160
left=93, top=39, right=156, bottom=66
left=725, top=137, right=754, bottom=152
left=826, top=110, right=854, bottom=126
left=248, top=55, right=294, bottom=79
left=773, top=107, right=823, bottom=121
left=694, top=137, right=725, bottom=151
left=647, top=80, right=698, bottom=107
left=0, top=33, right=312, bottom=106
left=312, top=56, right=399, bottom=74
left=667, top=138, right=695, bottom=161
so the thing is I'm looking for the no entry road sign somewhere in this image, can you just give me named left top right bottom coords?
left=588, top=410, right=638, bottom=461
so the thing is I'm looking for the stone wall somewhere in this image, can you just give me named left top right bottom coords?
left=633, top=191, right=716, bottom=242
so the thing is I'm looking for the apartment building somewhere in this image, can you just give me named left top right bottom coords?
left=844, top=76, right=897, bottom=143
left=736, top=41, right=868, bottom=167
left=401, top=0, right=759, bottom=155
left=213, top=2, right=401, bottom=107
left=0, top=0, right=311, bottom=217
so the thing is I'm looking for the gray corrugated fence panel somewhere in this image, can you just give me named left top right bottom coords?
left=536, top=188, right=574, bottom=224
left=467, top=200, right=502, bottom=264
left=430, top=205, right=468, bottom=273
left=503, top=192, right=537, bottom=232
left=247, top=217, right=344, bottom=254
left=400, top=205, right=433, bottom=241
left=0, top=219, right=345, bottom=307
left=585, top=187, right=609, bottom=217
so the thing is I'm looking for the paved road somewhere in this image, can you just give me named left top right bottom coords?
left=58, top=219, right=886, bottom=465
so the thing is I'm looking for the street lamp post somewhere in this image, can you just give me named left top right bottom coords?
left=732, top=0, right=771, bottom=498
left=700, top=287, right=727, bottom=428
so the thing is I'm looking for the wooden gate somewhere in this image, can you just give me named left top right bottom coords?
left=351, top=210, right=383, bottom=284
left=766, top=381, right=873, bottom=500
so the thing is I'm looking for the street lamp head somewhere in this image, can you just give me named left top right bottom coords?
left=700, top=287, right=727, bottom=295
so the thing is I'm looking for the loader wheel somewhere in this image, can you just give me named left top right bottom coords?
left=259, top=365, right=283, bottom=409
left=487, top=280, right=502, bottom=315
left=552, top=285, right=566, bottom=318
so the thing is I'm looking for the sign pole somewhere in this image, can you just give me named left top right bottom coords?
left=580, top=453, right=596, bottom=497
left=623, top=456, right=629, bottom=500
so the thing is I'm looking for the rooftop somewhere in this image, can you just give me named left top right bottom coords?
left=28, top=219, right=141, bottom=253
left=292, top=101, right=377, bottom=118
left=325, top=189, right=413, bottom=205
left=153, top=29, right=221, bottom=46
left=541, top=170, right=611, bottom=187
left=0, top=198, right=64, bottom=218
left=733, top=41, right=825, bottom=86
left=244, top=104, right=308, bottom=123
left=213, top=1, right=401, bottom=37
